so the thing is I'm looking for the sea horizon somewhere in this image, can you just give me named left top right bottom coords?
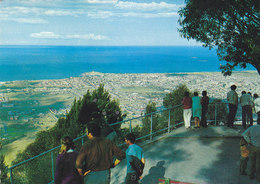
left=0, top=45, right=256, bottom=82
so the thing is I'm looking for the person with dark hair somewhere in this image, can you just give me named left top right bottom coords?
left=201, top=90, right=209, bottom=128
left=227, top=85, right=238, bottom=128
left=192, top=92, right=202, bottom=128
left=254, top=94, right=260, bottom=125
left=76, top=123, right=125, bottom=184
left=242, top=125, right=260, bottom=181
left=248, top=92, right=254, bottom=125
left=182, top=91, right=192, bottom=129
left=54, top=136, right=82, bottom=184
left=240, top=91, right=253, bottom=129
left=125, top=133, right=145, bottom=184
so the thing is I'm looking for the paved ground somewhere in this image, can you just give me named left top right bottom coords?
left=111, top=125, right=260, bottom=184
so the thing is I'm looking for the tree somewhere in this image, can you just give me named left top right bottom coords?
left=11, top=84, right=125, bottom=184
left=208, top=99, right=228, bottom=124
left=141, top=101, right=160, bottom=136
left=178, top=0, right=260, bottom=75
left=0, top=141, right=9, bottom=184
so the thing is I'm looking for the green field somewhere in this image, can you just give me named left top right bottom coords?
left=0, top=81, right=75, bottom=164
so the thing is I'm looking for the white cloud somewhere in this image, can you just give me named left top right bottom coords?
left=115, top=1, right=181, bottom=11
left=30, top=32, right=109, bottom=40
left=16, top=18, right=48, bottom=24
left=0, top=6, right=82, bottom=17
left=0, top=16, right=48, bottom=24
left=1, top=6, right=42, bottom=15
left=122, top=12, right=178, bottom=18
left=86, top=0, right=118, bottom=4
left=67, top=34, right=109, bottom=40
left=87, top=11, right=115, bottom=18
left=87, top=11, right=178, bottom=19
left=30, top=32, right=61, bottom=39
left=44, top=10, right=83, bottom=16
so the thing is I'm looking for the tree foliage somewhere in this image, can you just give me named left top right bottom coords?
left=141, top=101, right=161, bottom=136
left=208, top=99, right=228, bottom=124
left=0, top=141, right=9, bottom=184
left=178, top=0, right=260, bottom=75
left=140, top=85, right=190, bottom=139
left=11, top=84, right=125, bottom=184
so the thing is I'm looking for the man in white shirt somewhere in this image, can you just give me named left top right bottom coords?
left=240, top=91, right=253, bottom=129
left=227, top=85, right=238, bottom=128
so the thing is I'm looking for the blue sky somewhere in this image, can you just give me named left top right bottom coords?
left=0, top=0, right=201, bottom=46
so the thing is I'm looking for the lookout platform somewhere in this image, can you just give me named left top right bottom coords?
left=111, top=125, right=260, bottom=184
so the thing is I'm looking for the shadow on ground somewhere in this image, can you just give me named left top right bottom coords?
left=111, top=126, right=260, bottom=184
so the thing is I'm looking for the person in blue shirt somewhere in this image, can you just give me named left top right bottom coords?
left=125, top=133, right=145, bottom=184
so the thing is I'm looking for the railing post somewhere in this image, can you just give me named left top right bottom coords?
left=168, top=109, right=171, bottom=133
left=129, top=120, right=132, bottom=133
left=51, top=151, right=55, bottom=181
left=215, top=103, right=217, bottom=126
left=150, top=114, right=153, bottom=140
left=10, top=168, right=13, bottom=184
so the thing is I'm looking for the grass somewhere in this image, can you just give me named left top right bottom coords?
left=0, top=81, right=76, bottom=166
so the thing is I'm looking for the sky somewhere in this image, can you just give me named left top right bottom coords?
left=0, top=0, right=201, bottom=46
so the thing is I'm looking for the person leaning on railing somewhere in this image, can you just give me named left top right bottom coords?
left=182, top=91, right=192, bottom=129
left=254, top=94, right=260, bottom=125
left=227, top=85, right=238, bottom=128
left=200, top=90, right=209, bottom=128
left=240, top=91, right=253, bottom=129
left=76, top=123, right=125, bottom=184
left=54, top=136, right=82, bottom=184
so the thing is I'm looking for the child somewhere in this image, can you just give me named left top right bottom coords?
left=240, top=137, right=249, bottom=175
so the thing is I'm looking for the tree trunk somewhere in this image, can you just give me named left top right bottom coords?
left=252, top=63, right=260, bottom=75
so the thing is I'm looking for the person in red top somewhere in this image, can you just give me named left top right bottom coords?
left=182, top=91, right=192, bottom=128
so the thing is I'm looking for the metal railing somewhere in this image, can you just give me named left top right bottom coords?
left=8, top=102, right=230, bottom=184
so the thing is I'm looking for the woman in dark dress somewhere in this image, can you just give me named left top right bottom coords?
left=55, top=136, right=82, bottom=184
left=201, top=90, right=209, bottom=127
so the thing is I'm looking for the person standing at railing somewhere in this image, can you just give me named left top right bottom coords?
left=240, top=91, right=253, bottom=129
left=248, top=92, right=254, bottom=125
left=76, top=123, right=125, bottom=184
left=192, top=92, right=202, bottom=128
left=253, top=94, right=260, bottom=125
left=182, top=91, right=192, bottom=129
left=227, top=85, right=238, bottom=128
left=54, top=136, right=82, bottom=184
left=125, top=133, right=145, bottom=184
left=201, top=90, right=209, bottom=128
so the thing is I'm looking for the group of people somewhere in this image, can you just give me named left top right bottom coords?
left=54, top=123, right=145, bottom=184
left=226, top=84, right=260, bottom=181
left=227, top=84, right=260, bottom=128
left=182, top=90, right=209, bottom=129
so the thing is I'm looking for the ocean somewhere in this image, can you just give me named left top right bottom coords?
left=0, top=45, right=255, bottom=81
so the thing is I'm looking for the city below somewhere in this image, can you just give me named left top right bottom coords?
left=0, top=70, right=259, bottom=165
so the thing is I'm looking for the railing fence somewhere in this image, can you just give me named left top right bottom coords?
left=8, top=102, right=239, bottom=184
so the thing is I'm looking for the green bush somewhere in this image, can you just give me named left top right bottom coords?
left=0, top=141, right=9, bottom=184
left=11, top=84, right=125, bottom=184
left=208, top=99, right=228, bottom=124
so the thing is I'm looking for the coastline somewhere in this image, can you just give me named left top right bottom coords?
left=0, top=70, right=257, bottom=83
left=1, top=70, right=259, bottom=165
